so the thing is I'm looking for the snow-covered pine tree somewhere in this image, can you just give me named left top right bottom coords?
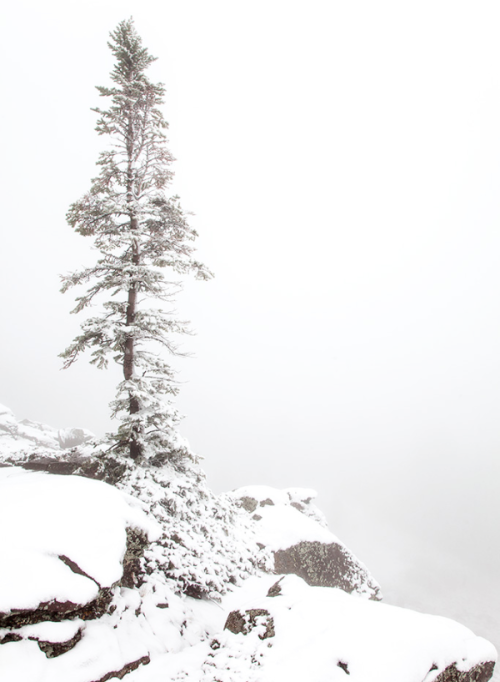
left=60, top=18, right=211, bottom=462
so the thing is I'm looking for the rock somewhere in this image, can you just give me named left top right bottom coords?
left=337, top=660, right=350, bottom=675
left=229, top=484, right=382, bottom=600
left=209, top=575, right=497, bottom=682
left=0, top=410, right=496, bottom=682
left=225, top=608, right=275, bottom=640
left=267, top=577, right=284, bottom=597
left=274, top=540, right=382, bottom=599
left=0, top=633, right=22, bottom=644
left=432, top=661, right=496, bottom=682
left=121, top=528, right=149, bottom=589
left=0, top=517, right=151, bottom=632
left=11, top=453, right=129, bottom=486
left=239, top=496, right=258, bottom=512
left=92, top=656, right=151, bottom=682
left=36, top=628, right=83, bottom=658
left=0, top=588, right=114, bottom=630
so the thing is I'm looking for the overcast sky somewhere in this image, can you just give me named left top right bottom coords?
left=1, top=0, right=499, bottom=648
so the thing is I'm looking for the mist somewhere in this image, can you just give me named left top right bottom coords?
left=1, top=0, right=499, bottom=653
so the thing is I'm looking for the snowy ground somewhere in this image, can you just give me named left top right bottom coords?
left=332, top=507, right=500, bottom=678
left=0, top=406, right=497, bottom=682
left=0, top=465, right=496, bottom=682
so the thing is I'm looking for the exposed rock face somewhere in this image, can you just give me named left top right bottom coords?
left=225, top=608, right=275, bottom=640
left=8, top=452, right=128, bottom=486
left=92, top=655, right=151, bottom=682
left=36, top=628, right=83, bottom=658
left=239, top=496, right=259, bottom=513
left=0, top=467, right=161, bottom=681
left=0, top=588, right=114, bottom=630
left=274, top=540, right=382, bottom=598
left=0, top=519, right=150, bottom=632
left=230, top=485, right=381, bottom=600
left=121, top=528, right=149, bottom=589
left=432, top=662, right=496, bottom=682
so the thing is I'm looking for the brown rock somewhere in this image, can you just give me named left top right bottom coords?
left=35, top=628, right=83, bottom=658
left=0, top=589, right=114, bottom=630
left=431, top=661, right=495, bottom=682
left=0, top=524, right=149, bottom=631
left=90, top=655, right=150, bottom=682
left=224, top=608, right=275, bottom=640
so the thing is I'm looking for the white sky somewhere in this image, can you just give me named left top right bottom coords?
left=1, top=0, right=499, bottom=646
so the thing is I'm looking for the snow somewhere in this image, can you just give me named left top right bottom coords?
left=8, top=619, right=83, bottom=644
left=123, top=574, right=497, bottom=682
left=0, top=468, right=496, bottom=682
left=0, top=468, right=159, bottom=612
left=227, top=485, right=338, bottom=551
left=253, top=503, right=339, bottom=550
left=251, top=575, right=497, bottom=682
left=0, top=419, right=496, bottom=682
left=0, top=406, right=93, bottom=454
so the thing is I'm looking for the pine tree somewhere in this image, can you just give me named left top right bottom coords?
left=61, top=18, right=211, bottom=462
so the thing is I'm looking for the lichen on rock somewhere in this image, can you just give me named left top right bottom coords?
left=274, top=540, right=382, bottom=600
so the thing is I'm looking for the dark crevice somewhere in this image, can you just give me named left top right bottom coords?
left=337, top=661, right=350, bottom=675
left=90, top=654, right=150, bottom=681
left=59, top=555, right=101, bottom=589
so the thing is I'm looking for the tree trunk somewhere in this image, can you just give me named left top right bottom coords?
left=125, top=109, right=141, bottom=460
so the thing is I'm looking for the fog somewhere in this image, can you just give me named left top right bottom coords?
left=1, top=0, right=499, bottom=652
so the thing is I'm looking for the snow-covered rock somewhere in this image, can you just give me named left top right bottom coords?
left=0, top=469, right=158, bottom=615
left=0, top=408, right=496, bottom=682
left=229, top=485, right=382, bottom=599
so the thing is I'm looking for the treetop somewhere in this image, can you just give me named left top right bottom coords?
left=107, top=18, right=157, bottom=85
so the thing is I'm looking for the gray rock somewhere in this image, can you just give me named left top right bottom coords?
left=267, top=577, right=284, bottom=597
left=273, top=540, right=382, bottom=600
left=430, top=661, right=496, bottom=682
left=239, top=496, right=258, bottom=513
left=225, top=608, right=275, bottom=640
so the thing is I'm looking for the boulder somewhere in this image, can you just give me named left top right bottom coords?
left=225, top=608, right=275, bottom=640
left=0, top=468, right=159, bottom=680
left=230, top=485, right=381, bottom=600
left=274, top=539, right=382, bottom=597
